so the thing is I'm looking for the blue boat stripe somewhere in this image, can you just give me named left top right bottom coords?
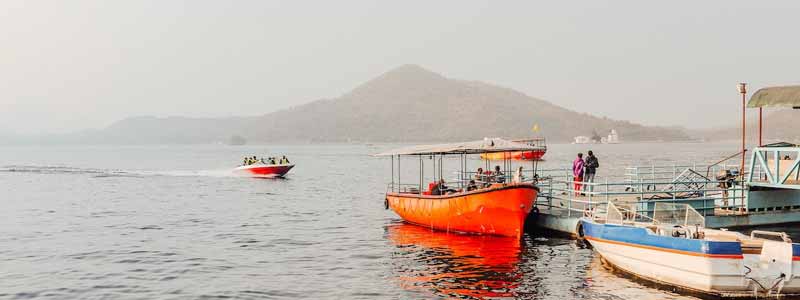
left=581, top=220, right=742, bottom=256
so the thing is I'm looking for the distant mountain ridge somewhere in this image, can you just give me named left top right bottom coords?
left=693, top=109, right=800, bottom=144
left=46, top=64, right=691, bottom=144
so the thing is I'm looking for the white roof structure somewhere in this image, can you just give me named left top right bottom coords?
left=748, top=85, right=800, bottom=108
left=375, top=138, right=542, bottom=156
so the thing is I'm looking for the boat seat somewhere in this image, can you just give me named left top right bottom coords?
left=702, top=230, right=742, bottom=242
left=740, top=239, right=765, bottom=249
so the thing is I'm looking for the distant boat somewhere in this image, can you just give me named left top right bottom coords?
left=573, top=136, right=592, bottom=144
left=480, top=137, right=547, bottom=161
left=605, top=129, right=620, bottom=144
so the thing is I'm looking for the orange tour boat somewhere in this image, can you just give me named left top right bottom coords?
left=377, top=138, right=540, bottom=238
left=480, top=137, right=546, bottom=161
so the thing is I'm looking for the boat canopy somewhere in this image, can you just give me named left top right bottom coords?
left=375, top=138, right=540, bottom=156
left=748, top=85, right=800, bottom=108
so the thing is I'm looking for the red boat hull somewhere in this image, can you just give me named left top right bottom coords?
left=235, top=164, right=294, bottom=177
left=480, top=149, right=546, bottom=161
left=386, top=183, right=537, bottom=238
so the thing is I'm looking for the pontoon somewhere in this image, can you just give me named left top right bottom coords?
left=532, top=85, right=800, bottom=234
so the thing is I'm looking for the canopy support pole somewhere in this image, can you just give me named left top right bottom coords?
left=391, top=155, right=394, bottom=192
left=419, top=155, right=423, bottom=195
left=759, top=107, right=763, bottom=146
left=740, top=83, right=747, bottom=177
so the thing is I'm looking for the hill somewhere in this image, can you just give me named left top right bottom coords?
left=59, top=65, right=691, bottom=144
left=240, top=65, right=688, bottom=143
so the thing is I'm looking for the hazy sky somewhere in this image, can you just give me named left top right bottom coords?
left=2, top=1, right=799, bottom=135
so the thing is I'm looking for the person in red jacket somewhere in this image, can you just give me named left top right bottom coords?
left=572, top=153, right=585, bottom=196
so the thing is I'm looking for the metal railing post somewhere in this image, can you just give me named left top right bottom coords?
left=548, top=178, right=553, bottom=211
left=605, top=177, right=609, bottom=210
left=568, top=174, right=573, bottom=217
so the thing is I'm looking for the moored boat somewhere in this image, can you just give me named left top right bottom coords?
left=480, top=137, right=547, bottom=161
left=386, top=183, right=537, bottom=238
left=580, top=202, right=800, bottom=297
left=377, top=138, right=541, bottom=238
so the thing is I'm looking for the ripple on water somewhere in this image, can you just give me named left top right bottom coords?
left=0, top=143, right=747, bottom=299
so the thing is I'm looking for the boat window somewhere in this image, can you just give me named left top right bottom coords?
left=652, top=203, right=705, bottom=227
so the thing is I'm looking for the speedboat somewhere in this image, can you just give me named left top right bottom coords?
left=580, top=202, right=800, bottom=297
left=234, top=162, right=294, bottom=178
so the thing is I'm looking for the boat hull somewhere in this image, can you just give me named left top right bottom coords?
left=581, top=220, right=800, bottom=296
left=387, top=183, right=537, bottom=238
left=480, top=149, right=546, bottom=161
left=234, top=164, right=294, bottom=177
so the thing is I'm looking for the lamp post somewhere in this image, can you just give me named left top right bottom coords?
left=738, top=83, right=747, bottom=176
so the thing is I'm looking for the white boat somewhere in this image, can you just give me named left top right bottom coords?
left=605, top=129, right=620, bottom=144
left=580, top=202, right=800, bottom=297
left=573, top=136, right=591, bottom=144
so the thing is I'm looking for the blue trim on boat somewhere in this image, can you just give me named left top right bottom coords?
left=581, top=220, right=743, bottom=255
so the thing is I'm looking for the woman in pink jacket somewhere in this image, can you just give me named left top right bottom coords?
left=572, top=153, right=585, bottom=195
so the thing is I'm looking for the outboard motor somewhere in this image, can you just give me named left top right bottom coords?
left=716, top=169, right=737, bottom=189
left=744, top=231, right=794, bottom=296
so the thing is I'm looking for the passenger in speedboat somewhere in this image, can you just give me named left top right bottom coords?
left=280, top=156, right=290, bottom=164
left=269, top=157, right=277, bottom=165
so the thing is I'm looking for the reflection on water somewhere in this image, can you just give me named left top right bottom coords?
left=386, top=223, right=523, bottom=299
left=387, top=222, right=703, bottom=300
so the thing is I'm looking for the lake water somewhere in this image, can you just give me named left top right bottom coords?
left=0, top=142, right=781, bottom=299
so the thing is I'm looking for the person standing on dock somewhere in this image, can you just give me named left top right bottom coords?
left=572, top=153, right=585, bottom=196
left=584, top=150, right=599, bottom=193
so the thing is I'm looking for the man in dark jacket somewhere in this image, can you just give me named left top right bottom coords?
left=584, top=150, right=599, bottom=193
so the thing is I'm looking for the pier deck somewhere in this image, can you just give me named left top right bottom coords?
left=530, top=160, right=800, bottom=235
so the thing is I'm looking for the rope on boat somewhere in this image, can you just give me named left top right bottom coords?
left=744, top=266, right=787, bottom=296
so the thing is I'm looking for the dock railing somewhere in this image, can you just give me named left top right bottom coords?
left=747, top=146, right=800, bottom=189
left=535, top=164, right=747, bottom=220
